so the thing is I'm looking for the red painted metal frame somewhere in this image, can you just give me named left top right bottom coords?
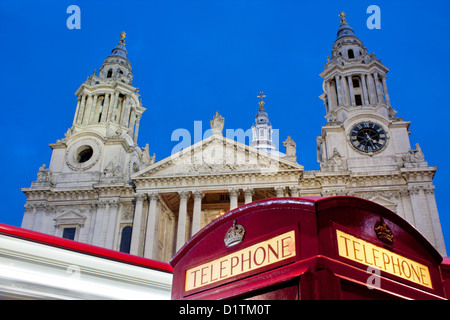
left=170, top=196, right=447, bottom=300
left=0, top=223, right=173, bottom=273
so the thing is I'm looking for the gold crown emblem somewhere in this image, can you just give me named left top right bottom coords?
left=224, top=220, right=245, bottom=247
left=374, top=218, right=394, bottom=245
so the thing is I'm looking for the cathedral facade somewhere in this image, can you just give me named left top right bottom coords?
left=21, top=15, right=446, bottom=261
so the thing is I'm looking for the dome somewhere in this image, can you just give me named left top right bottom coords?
left=108, top=31, right=129, bottom=60
left=255, top=109, right=269, bottom=124
left=336, top=23, right=355, bottom=40
left=110, top=42, right=128, bottom=60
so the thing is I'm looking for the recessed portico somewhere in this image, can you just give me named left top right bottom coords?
left=130, top=133, right=303, bottom=259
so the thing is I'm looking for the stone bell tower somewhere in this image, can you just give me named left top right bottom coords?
left=22, top=33, right=154, bottom=250
left=315, top=13, right=446, bottom=256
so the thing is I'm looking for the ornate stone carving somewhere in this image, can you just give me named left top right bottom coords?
left=321, top=148, right=347, bottom=172
left=402, top=143, right=428, bottom=168
left=283, top=136, right=297, bottom=163
left=142, top=143, right=156, bottom=167
left=37, top=164, right=50, bottom=182
left=210, top=111, right=225, bottom=136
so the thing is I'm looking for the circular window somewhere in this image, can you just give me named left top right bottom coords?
left=77, top=146, right=94, bottom=163
left=66, top=138, right=102, bottom=171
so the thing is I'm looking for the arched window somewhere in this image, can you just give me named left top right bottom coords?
left=107, top=69, right=113, bottom=78
left=119, top=226, right=133, bottom=253
left=348, top=49, right=355, bottom=59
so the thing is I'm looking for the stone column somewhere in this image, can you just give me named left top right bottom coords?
left=76, top=94, right=87, bottom=124
left=325, top=81, right=334, bottom=111
left=144, top=192, right=159, bottom=259
left=400, top=188, right=414, bottom=225
left=191, top=190, right=204, bottom=236
left=275, top=187, right=285, bottom=197
left=361, top=74, right=370, bottom=106
left=101, top=93, right=110, bottom=123
left=347, top=76, right=356, bottom=106
left=229, top=188, right=239, bottom=211
left=373, top=72, right=384, bottom=104
left=176, top=191, right=190, bottom=251
left=367, top=73, right=377, bottom=105
left=334, top=76, right=342, bottom=106
left=341, top=75, right=349, bottom=106
left=104, top=200, right=119, bottom=250
left=82, top=95, right=93, bottom=125
left=134, top=114, right=141, bottom=144
left=73, top=97, right=81, bottom=125
left=88, top=94, right=98, bottom=124
left=92, top=200, right=107, bottom=246
left=130, top=193, right=146, bottom=255
left=243, top=188, right=254, bottom=204
left=128, top=110, right=136, bottom=135
left=424, top=186, right=447, bottom=255
left=109, top=91, right=120, bottom=122
left=408, top=186, right=434, bottom=245
left=381, top=77, right=391, bottom=106
left=290, top=186, right=300, bottom=197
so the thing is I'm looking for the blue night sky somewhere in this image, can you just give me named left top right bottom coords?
left=1, top=1, right=450, bottom=253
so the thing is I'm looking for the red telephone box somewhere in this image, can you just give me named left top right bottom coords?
left=170, top=197, right=447, bottom=300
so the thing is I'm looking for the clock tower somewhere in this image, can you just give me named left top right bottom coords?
left=317, top=12, right=408, bottom=171
left=22, top=33, right=154, bottom=249
left=315, top=13, right=446, bottom=255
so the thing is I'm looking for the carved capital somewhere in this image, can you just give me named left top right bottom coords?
left=243, top=188, right=254, bottom=197
left=228, top=188, right=240, bottom=197
left=192, top=190, right=204, bottom=200
left=148, top=192, right=159, bottom=202
left=179, top=191, right=190, bottom=201
left=135, top=192, right=147, bottom=202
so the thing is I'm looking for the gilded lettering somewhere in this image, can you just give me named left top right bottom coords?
left=410, top=263, right=421, bottom=283
left=185, top=231, right=296, bottom=292
left=191, top=269, right=200, bottom=288
left=219, top=259, right=228, bottom=279
left=340, top=235, right=351, bottom=256
left=230, top=256, right=239, bottom=275
left=201, top=266, right=209, bottom=285
left=210, top=264, right=218, bottom=282
left=335, top=230, right=432, bottom=290
left=281, top=236, right=293, bottom=258
left=391, top=255, right=402, bottom=276
left=241, top=250, right=251, bottom=272
left=401, top=260, right=411, bottom=279
left=352, top=239, right=363, bottom=262
left=419, top=267, right=430, bottom=287
left=254, top=246, right=266, bottom=266
left=362, top=244, right=373, bottom=265
left=267, top=242, right=279, bottom=262
left=372, top=248, right=381, bottom=268
left=382, top=252, right=390, bottom=270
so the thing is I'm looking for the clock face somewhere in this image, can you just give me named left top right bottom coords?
left=349, top=122, right=387, bottom=154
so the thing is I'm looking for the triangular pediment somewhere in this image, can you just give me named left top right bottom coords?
left=55, top=210, right=87, bottom=226
left=370, top=196, right=398, bottom=213
left=132, top=134, right=303, bottom=179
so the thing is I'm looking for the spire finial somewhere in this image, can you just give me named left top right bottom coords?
left=120, top=31, right=126, bottom=44
left=257, top=92, right=266, bottom=109
left=339, top=12, right=347, bottom=25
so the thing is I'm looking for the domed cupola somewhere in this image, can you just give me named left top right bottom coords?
left=250, top=92, right=276, bottom=153
left=255, top=94, right=269, bottom=125
left=331, top=12, right=367, bottom=61
left=99, top=32, right=133, bottom=85
left=336, top=12, right=355, bottom=40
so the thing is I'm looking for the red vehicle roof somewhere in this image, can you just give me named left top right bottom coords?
left=0, top=223, right=173, bottom=273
